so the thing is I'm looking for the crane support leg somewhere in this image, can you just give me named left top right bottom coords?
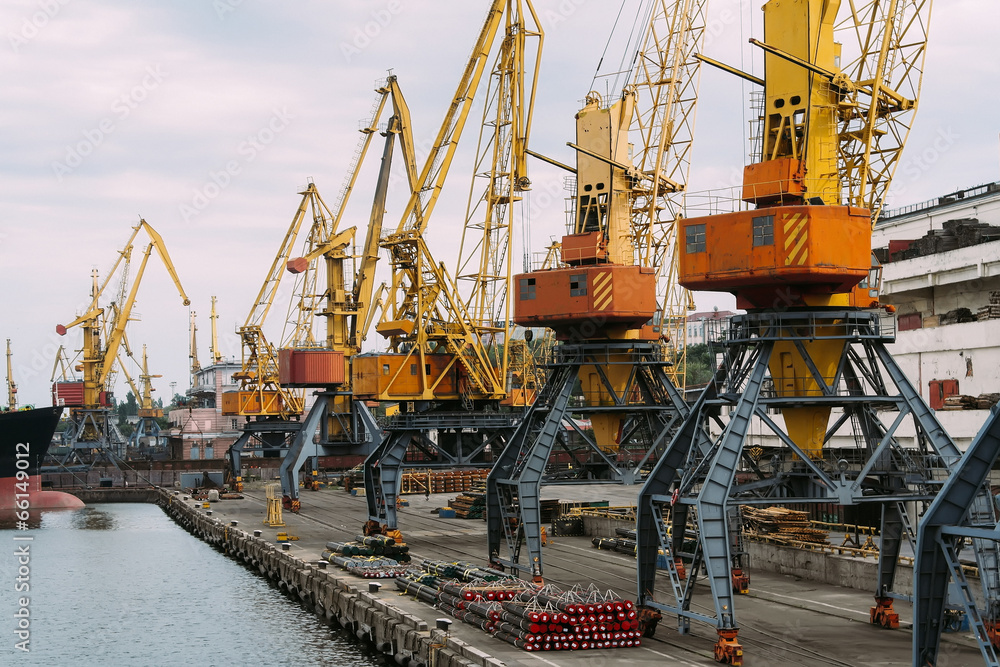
left=279, top=394, right=330, bottom=512
left=914, top=406, right=1000, bottom=667
left=487, top=362, right=577, bottom=580
left=364, top=428, right=417, bottom=531
left=225, top=431, right=251, bottom=491
left=872, top=501, right=904, bottom=628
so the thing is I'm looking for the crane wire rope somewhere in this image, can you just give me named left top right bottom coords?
left=589, top=0, right=629, bottom=94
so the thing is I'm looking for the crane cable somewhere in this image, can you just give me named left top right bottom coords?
left=589, top=0, right=628, bottom=93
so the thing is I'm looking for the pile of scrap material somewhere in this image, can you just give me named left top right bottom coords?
left=400, top=469, right=489, bottom=495
left=322, top=534, right=411, bottom=565
left=938, top=307, right=976, bottom=325
left=942, top=395, right=979, bottom=410
left=742, top=506, right=829, bottom=544
left=396, top=562, right=642, bottom=652
left=940, top=394, right=1000, bottom=410
left=980, top=394, right=1000, bottom=408
left=449, top=491, right=486, bottom=519
left=889, top=218, right=1000, bottom=261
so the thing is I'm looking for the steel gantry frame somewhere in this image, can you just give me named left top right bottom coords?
left=634, top=310, right=998, bottom=664
left=487, top=341, right=688, bottom=581
left=364, top=411, right=518, bottom=531
left=483, top=0, right=707, bottom=584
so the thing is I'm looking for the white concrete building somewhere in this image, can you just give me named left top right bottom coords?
left=685, top=309, right=737, bottom=346
left=874, top=180, right=1000, bottom=448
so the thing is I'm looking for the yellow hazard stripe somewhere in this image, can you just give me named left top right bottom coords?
left=783, top=214, right=809, bottom=266
left=593, top=271, right=613, bottom=310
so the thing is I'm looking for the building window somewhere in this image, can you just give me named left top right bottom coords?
left=569, top=274, right=587, bottom=297
left=231, top=419, right=239, bottom=430
left=752, top=215, right=774, bottom=246
left=190, top=446, right=200, bottom=460
left=519, top=277, right=536, bottom=301
left=686, top=224, right=706, bottom=253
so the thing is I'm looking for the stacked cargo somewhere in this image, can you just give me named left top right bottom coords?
left=592, top=527, right=642, bottom=555
left=331, top=556, right=410, bottom=579
left=939, top=394, right=1000, bottom=410
left=395, top=560, right=642, bottom=653
left=742, top=506, right=829, bottom=544
left=322, top=534, right=411, bottom=565
left=399, top=469, right=490, bottom=495
left=887, top=218, right=1000, bottom=261
left=449, top=491, right=486, bottom=519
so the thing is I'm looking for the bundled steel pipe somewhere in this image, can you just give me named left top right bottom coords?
left=395, top=577, right=438, bottom=605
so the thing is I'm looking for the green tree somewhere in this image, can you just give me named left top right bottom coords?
left=684, top=344, right=715, bottom=386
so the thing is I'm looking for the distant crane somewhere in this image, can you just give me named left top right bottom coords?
left=6, top=339, right=17, bottom=410
left=209, top=296, right=223, bottom=365
left=54, top=219, right=189, bottom=464
left=119, top=345, right=165, bottom=453
left=189, top=311, right=200, bottom=379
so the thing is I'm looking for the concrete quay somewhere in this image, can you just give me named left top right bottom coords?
left=156, top=483, right=984, bottom=666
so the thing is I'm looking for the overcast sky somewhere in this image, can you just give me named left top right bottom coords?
left=3, top=0, right=997, bottom=407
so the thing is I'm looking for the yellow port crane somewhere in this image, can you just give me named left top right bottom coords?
left=362, top=0, right=543, bottom=536
left=364, top=0, right=541, bottom=408
left=54, top=220, right=189, bottom=463
left=275, top=75, right=419, bottom=509
left=486, top=0, right=707, bottom=582
left=225, top=76, right=418, bottom=499
left=634, top=1, right=936, bottom=662
left=628, top=0, right=707, bottom=388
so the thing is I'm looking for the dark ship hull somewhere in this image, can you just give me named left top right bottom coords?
left=1, top=406, right=83, bottom=510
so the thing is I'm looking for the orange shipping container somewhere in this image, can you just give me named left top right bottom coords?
left=221, top=390, right=284, bottom=416
left=52, top=381, right=85, bottom=407
left=353, top=353, right=461, bottom=400
left=278, top=348, right=345, bottom=387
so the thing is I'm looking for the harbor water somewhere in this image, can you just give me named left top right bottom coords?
left=1, top=503, right=385, bottom=666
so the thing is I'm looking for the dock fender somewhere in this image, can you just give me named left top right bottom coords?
left=375, top=615, right=398, bottom=653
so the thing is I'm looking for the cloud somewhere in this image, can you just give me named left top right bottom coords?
left=1, top=0, right=995, bottom=405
